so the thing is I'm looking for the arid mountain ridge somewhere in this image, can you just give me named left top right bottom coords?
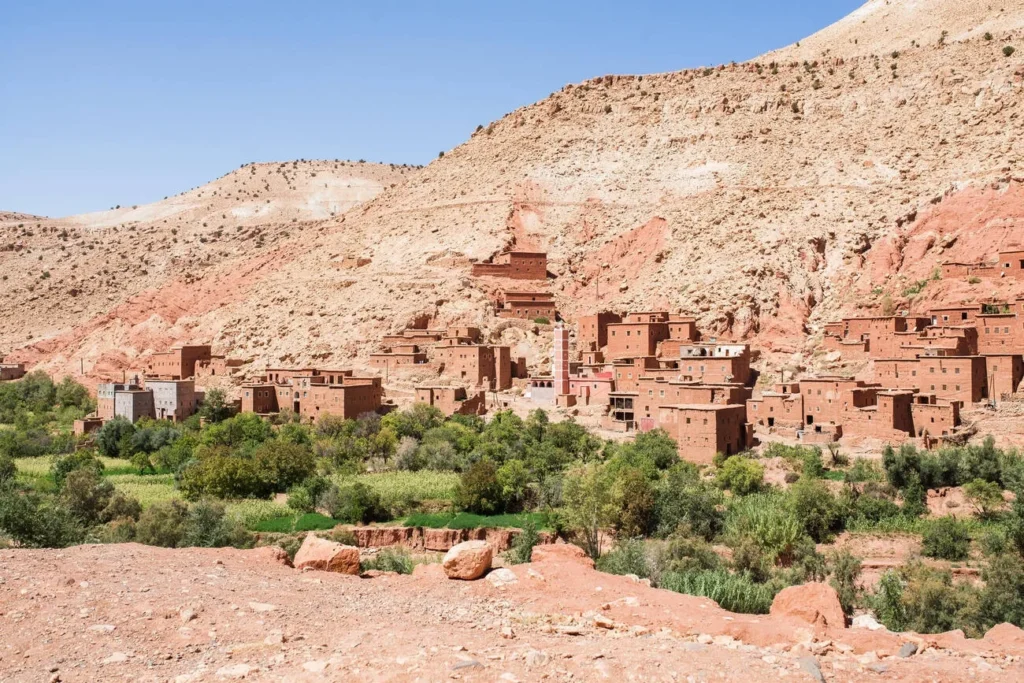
left=2, top=0, right=1023, bottom=385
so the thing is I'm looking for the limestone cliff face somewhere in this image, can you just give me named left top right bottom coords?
left=2, top=0, right=1023, bottom=382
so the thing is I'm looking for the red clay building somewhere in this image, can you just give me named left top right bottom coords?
left=658, top=404, right=752, bottom=464
left=875, top=356, right=987, bottom=404
left=145, top=345, right=214, bottom=380
left=241, top=371, right=383, bottom=421
left=977, top=313, right=1024, bottom=354
left=984, top=354, right=1024, bottom=399
left=577, top=312, right=622, bottom=351
left=633, top=379, right=749, bottom=424
left=471, top=251, right=547, bottom=280
left=433, top=344, right=512, bottom=391
left=606, top=319, right=671, bottom=359
left=747, top=389, right=804, bottom=430
left=496, top=291, right=558, bottom=320
left=0, top=361, right=26, bottom=381
left=799, top=377, right=879, bottom=427
left=414, top=386, right=487, bottom=416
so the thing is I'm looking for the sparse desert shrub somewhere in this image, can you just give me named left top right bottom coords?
left=506, top=519, right=540, bottom=565
left=361, top=547, right=414, bottom=574
left=1004, top=46, right=1016, bottom=57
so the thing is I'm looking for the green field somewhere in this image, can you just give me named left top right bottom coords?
left=335, top=471, right=460, bottom=508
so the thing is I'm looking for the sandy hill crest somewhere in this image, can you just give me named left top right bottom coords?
left=2, top=0, right=1023, bottom=383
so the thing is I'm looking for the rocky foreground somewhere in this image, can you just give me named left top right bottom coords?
left=1, top=543, right=1022, bottom=682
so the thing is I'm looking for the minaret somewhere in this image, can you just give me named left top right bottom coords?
left=554, top=322, right=570, bottom=398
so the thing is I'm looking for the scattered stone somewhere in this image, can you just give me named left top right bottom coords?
left=88, top=624, right=115, bottom=633
left=442, top=541, right=492, bottom=580
left=851, top=614, right=885, bottom=631
left=452, top=659, right=483, bottom=670
left=594, top=615, right=615, bottom=629
left=215, top=663, right=253, bottom=679
left=500, top=626, right=515, bottom=639
left=525, top=650, right=549, bottom=667
left=102, top=652, right=128, bottom=665
left=898, top=642, right=919, bottom=658
left=293, top=534, right=360, bottom=574
left=179, top=609, right=197, bottom=624
left=264, top=631, right=285, bottom=645
left=486, top=567, right=518, bottom=587
left=248, top=602, right=276, bottom=613
left=797, top=656, right=825, bottom=683
left=697, top=634, right=714, bottom=645
left=302, top=660, right=328, bottom=673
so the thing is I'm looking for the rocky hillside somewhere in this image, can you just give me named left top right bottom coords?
left=2, top=0, right=1023, bottom=382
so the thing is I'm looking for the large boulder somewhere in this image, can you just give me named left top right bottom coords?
left=984, top=623, right=1024, bottom=651
left=442, top=540, right=492, bottom=580
left=530, top=543, right=595, bottom=569
left=769, top=582, right=846, bottom=629
left=293, top=534, right=360, bottom=574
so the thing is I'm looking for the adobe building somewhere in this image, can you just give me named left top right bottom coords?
left=823, top=316, right=932, bottom=359
left=147, top=379, right=200, bottom=422
left=658, top=404, right=753, bottom=464
left=910, top=399, right=961, bottom=440
left=73, top=416, right=104, bottom=437
left=369, top=345, right=429, bottom=370
left=799, top=377, right=879, bottom=428
left=496, top=291, right=558, bottom=320
left=747, top=385, right=804, bottom=430
left=633, top=378, right=749, bottom=428
left=0, top=360, right=26, bottom=381
left=984, top=354, right=1024, bottom=400
left=844, top=391, right=916, bottom=442
left=676, top=344, right=752, bottom=386
left=241, top=371, right=383, bottom=421
left=941, top=249, right=1024, bottom=280
left=606, top=317, right=671, bottom=359
left=577, top=312, right=622, bottom=351
left=930, top=305, right=984, bottom=326
left=874, top=356, right=987, bottom=404
left=145, top=345, right=214, bottom=380
left=977, top=313, right=1024, bottom=354
left=434, top=344, right=513, bottom=391
left=415, top=386, right=487, bottom=416
left=195, top=355, right=244, bottom=380
left=471, top=251, right=547, bottom=280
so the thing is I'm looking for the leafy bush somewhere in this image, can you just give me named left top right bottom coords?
left=319, top=481, right=385, bottom=524
left=52, top=450, right=104, bottom=487
left=827, top=549, right=862, bottom=615
left=181, top=500, right=252, bottom=548
left=964, top=479, right=1006, bottom=518
left=725, top=493, right=808, bottom=573
left=715, top=456, right=764, bottom=495
left=135, top=500, right=188, bottom=547
left=0, top=454, right=15, bottom=485
left=455, top=459, right=505, bottom=514
left=786, top=478, right=842, bottom=542
left=96, top=417, right=136, bottom=458
left=596, top=537, right=651, bottom=578
left=506, top=519, right=540, bottom=564
left=60, top=468, right=117, bottom=525
left=561, top=462, right=616, bottom=558
left=533, top=317, right=550, bottom=325
left=654, top=463, right=723, bottom=540
left=287, top=475, right=330, bottom=513
left=871, top=562, right=977, bottom=634
left=0, top=484, right=83, bottom=547
left=921, top=517, right=971, bottom=561
left=361, top=547, right=414, bottom=574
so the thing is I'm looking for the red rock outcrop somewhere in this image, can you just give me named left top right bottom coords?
left=293, top=534, right=360, bottom=574
left=769, top=582, right=846, bottom=629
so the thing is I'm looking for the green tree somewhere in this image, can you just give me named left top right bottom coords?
left=561, top=462, right=616, bottom=559
left=921, top=517, right=971, bottom=561
left=96, top=416, right=136, bottom=458
left=135, top=499, right=189, bottom=547
left=964, top=479, right=1006, bottom=519
left=787, top=477, right=842, bottom=542
left=456, top=459, right=504, bottom=514
left=197, top=388, right=232, bottom=423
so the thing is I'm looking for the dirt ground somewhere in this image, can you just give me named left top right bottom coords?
left=1, top=543, right=1022, bottom=682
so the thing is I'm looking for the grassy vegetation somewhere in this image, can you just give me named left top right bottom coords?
left=343, top=471, right=460, bottom=509
left=253, top=512, right=339, bottom=533
left=403, top=511, right=550, bottom=530
left=106, top=473, right=180, bottom=508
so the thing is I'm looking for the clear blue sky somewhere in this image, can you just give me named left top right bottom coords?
left=1, top=0, right=863, bottom=217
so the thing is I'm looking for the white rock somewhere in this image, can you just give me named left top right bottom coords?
left=215, top=663, right=253, bottom=679
left=302, top=660, right=329, bottom=673
left=486, top=568, right=519, bottom=588
left=248, top=602, right=276, bottom=613
left=102, top=652, right=128, bottom=665
left=851, top=614, right=885, bottom=631
left=88, top=624, right=116, bottom=633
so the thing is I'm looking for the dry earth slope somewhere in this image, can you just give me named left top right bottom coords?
left=2, top=0, right=1023, bottom=380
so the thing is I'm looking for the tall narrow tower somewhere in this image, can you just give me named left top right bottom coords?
left=553, top=322, right=570, bottom=398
